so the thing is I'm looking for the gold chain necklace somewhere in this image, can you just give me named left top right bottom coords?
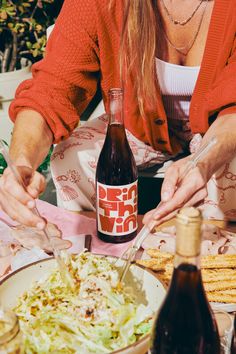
left=160, top=0, right=204, bottom=26
left=161, top=0, right=208, bottom=56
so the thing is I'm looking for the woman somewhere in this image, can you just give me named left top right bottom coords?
left=0, top=0, right=236, bottom=229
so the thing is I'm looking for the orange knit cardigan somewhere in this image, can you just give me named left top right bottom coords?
left=9, top=0, right=236, bottom=154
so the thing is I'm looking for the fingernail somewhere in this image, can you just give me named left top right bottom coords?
left=36, top=221, right=45, bottom=230
left=162, top=192, right=170, bottom=201
left=27, top=200, right=35, bottom=209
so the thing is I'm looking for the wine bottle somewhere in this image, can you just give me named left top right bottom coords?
left=96, top=88, right=138, bottom=243
left=150, top=207, right=221, bottom=354
left=231, top=315, right=236, bottom=354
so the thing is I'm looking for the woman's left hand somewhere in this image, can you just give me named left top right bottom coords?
left=143, top=112, right=236, bottom=227
left=143, top=155, right=208, bottom=227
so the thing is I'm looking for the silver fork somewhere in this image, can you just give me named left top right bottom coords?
left=118, top=137, right=217, bottom=283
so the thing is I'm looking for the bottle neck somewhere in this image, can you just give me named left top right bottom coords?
left=173, top=207, right=202, bottom=271
left=109, top=110, right=124, bottom=125
left=108, top=89, right=124, bottom=126
left=176, top=210, right=201, bottom=256
left=174, top=253, right=200, bottom=269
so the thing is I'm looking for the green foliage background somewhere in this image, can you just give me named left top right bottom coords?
left=0, top=0, right=63, bottom=173
left=0, top=0, right=64, bottom=72
left=0, top=142, right=53, bottom=175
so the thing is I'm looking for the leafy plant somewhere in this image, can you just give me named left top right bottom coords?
left=0, top=154, right=7, bottom=175
left=37, top=145, right=53, bottom=174
left=0, top=0, right=63, bottom=73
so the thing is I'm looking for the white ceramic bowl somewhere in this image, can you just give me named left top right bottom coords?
left=0, top=257, right=166, bottom=354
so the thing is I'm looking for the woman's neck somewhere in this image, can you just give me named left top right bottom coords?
left=156, top=0, right=215, bottom=66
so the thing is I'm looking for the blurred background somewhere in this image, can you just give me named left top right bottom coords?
left=0, top=0, right=64, bottom=144
left=0, top=0, right=64, bottom=201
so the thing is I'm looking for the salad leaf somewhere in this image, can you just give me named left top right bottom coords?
left=14, top=252, right=153, bottom=353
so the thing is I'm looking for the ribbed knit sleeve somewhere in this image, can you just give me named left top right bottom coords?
left=206, top=35, right=236, bottom=118
left=9, top=0, right=100, bottom=143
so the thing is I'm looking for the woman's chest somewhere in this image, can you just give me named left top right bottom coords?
left=156, top=0, right=215, bottom=66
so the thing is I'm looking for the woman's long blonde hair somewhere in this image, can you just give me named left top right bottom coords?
left=120, top=0, right=158, bottom=115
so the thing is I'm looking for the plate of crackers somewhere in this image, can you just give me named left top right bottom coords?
left=136, top=219, right=236, bottom=312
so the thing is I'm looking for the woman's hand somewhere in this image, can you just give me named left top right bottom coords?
left=0, top=166, right=46, bottom=228
left=143, top=156, right=208, bottom=227
left=11, top=222, right=72, bottom=252
left=143, top=112, right=236, bottom=227
left=0, top=109, right=53, bottom=228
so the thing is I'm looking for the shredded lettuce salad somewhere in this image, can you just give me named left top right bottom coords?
left=14, top=252, right=153, bottom=353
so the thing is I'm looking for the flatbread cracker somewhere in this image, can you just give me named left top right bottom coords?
left=207, top=292, right=236, bottom=304
left=204, top=280, right=236, bottom=292
left=137, top=249, right=236, bottom=304
left=201, top=269, right=236, bottom=282
left=146, top=249, right=173, bottom=260
left=201, top=254, right=236, bottom=269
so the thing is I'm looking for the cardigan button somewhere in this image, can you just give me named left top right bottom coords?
left=154, top=118, right=165, bottom=125
left=157, top=139, right=167, bottom=145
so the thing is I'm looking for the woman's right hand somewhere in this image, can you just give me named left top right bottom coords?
left=0, top=166, right=46, bottom=228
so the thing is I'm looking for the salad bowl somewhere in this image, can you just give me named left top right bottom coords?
left=0, top=255, right=166, bottom=353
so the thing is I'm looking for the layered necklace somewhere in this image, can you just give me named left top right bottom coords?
left=159, top=0, right=209, bottom=56
left=160, top=0, right=205, bottom=26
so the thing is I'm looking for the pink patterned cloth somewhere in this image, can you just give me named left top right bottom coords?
left=142, top=224, right=236, bottom=256
left=0, top=200, right=134, bottom=278
left=50, top=116, right=236, bottom=221
left=50, top=115, right=173, bottom=212
left=203, top=160, right=236, bottom=221
left=189, top=134, right=236, bottom=222
left=34, top=199, right=134, bottom=256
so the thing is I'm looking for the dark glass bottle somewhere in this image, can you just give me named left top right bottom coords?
left=150, top=207, right=221, bottom=354
left=231, top=315, right=236, bottom=354
left=96, top=88, right=138, bottom=243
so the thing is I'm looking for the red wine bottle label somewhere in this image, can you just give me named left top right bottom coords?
left=97, top=180, right=138, bottom=236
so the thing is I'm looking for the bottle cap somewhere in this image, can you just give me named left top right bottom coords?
left=176, top=207, right=202, bottom=257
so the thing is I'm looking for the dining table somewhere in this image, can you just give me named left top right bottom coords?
left=0, top=199, right=235, bottom=352
left=0, top=199, right=146, bottom=279
left=1, top=197, right=236, bottom=280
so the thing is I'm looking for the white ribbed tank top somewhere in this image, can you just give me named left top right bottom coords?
left=155, top=58, right=200, bottom=145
